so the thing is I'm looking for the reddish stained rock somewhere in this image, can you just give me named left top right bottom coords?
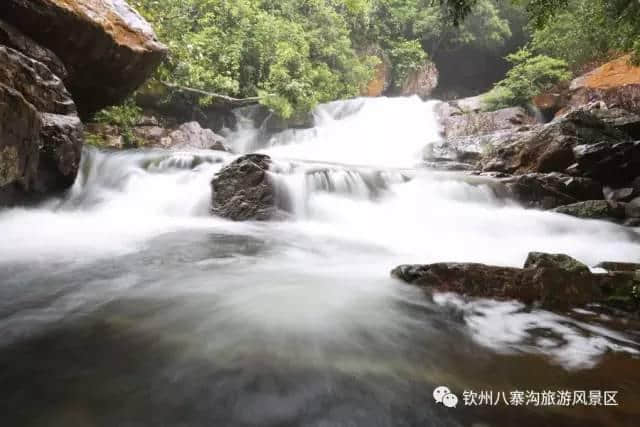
left=0, top=0, right=167, bottom=118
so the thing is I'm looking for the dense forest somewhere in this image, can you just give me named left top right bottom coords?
left=95, top=0, right=639, bottom=122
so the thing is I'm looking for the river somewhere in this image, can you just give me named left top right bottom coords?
left=0, top=96, right=639, bottom=426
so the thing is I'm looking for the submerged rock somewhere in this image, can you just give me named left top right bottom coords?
left=211, top=154, right=285, bottom=221
left=553, top=200, right=626, bottom=221
left=1, top=0, right=167, bottom=117
left=392, top=252, right=640, bottom=311
left=502, top=173, right=603, bottom=210
left=392, top=252, right=598, bottom=309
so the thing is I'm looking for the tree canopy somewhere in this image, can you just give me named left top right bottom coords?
left=124, top=0, right=523, bottom=118
left=92, top=0, right=639, bottom=122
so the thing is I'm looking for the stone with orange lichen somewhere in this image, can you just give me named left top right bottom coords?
left=571, top=55, right=640, bottom=91
left=0, top=0, right=167, bottom=117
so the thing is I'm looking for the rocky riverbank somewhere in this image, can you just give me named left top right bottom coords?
left=406, top=56, right=640, bottom=313
left=0, top=0, right=166, bottom=206
left=431, top=57, right=640, bottom=227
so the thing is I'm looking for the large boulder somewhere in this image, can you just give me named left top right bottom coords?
left=502, top=173, right=603, bottom=210
left=571, top=140, right=640, bottom=188
left=566, top=55, right=640, bottom=114
left=0, top=84, right=41, bottom=201
left=211, top=154, right=286, bottom=221
left=0, top=20, right=67, bottom=79
left=0, top=0, right=167, bottom=118
left=391, top=252, right=599, bottom=309
left=479, top=106, right=636, bottom=176
left=0, top=46, right=82, bottom=204
left=0, top=46, right=75, bottom=115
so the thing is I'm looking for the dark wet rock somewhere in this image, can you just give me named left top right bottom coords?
left=0, top=46, right=75, bottom=115
left=391, top=252, right=599, bottom=309
left=0, top=19, right=67, bottom=79
left=211, top=154, right=285, bottom=221
left=588, top=107, right=640, bottom=139
left=0, top=84, right=41, bottom=202
left=572, top=141, right=640, bottom=188
left=634, top=176, right=640, bottom=194
left=553, top=200, right=626, bottom=221
left=1, top=0, right=167, bottom=118
left=391, top=263, right=528, bottom=299
left=595, top=271, right=640, bottom=312
left=502, top=173, right=603, bottom=209
left=477, top=106, right=638, bottom=176
left=0, top=46, right=82, bottom=204
left=37, top=113, right=84, bottom=193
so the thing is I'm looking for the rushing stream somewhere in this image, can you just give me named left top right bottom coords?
left=1, top=97, right=639, bottom=426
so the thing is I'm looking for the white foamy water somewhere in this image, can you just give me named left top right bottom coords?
left=1, top=96, right=639, bottom=379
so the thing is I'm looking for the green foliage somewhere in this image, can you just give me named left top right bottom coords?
left=369, top=0, right=514, bottom=54
left=84, top=132, right=108, bottom=148
left=365, top=0, right=519, bottom=89
left=484, top=48, right=570, bottom=109
left=632, top=39, right=640, bottom=66
left=94, top=99, right=142, bottom=130
left=92, top=99, right=143, bottom=148
left=130, top=0, right=374, bottom=118
left=388, top=39, right=427, bottom=88
left=124, top=0, right=527, bottom=117
left=529, top=0, right=640, bottom=70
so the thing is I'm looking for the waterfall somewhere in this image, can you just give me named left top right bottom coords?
left=1, top=96, right=640, bottom=426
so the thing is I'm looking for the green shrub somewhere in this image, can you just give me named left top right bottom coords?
left=92, top=99, right=143, bottom=148
left=84, top=132, right=108, bottom=148
left=631, top=39, right=640, bottom=66
left=387, top=39, right=427, bottom=89
left=484, top=48, right=571, bottom=110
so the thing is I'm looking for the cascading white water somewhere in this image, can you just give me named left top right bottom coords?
left=1, top=96, right=639, bottom=426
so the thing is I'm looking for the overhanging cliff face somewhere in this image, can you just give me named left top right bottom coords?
left=0, top=0, right=167, bottom=118
left=0, top=0, right=166, bottom=205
